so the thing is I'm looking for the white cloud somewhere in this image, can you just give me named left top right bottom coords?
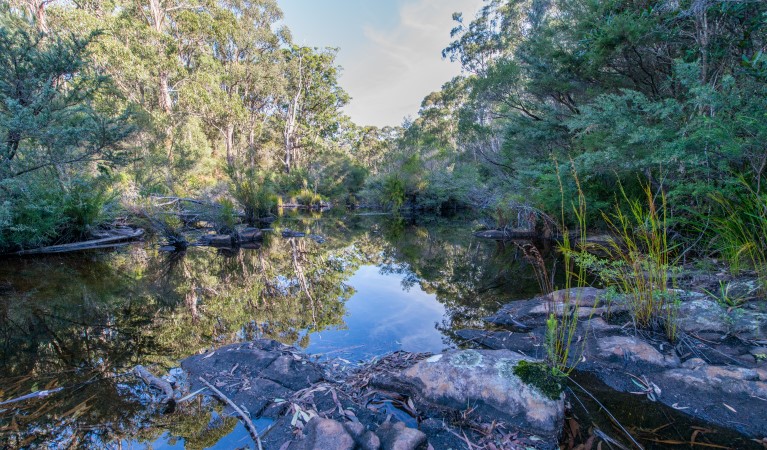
left=341, top=0, right=484, bottom=127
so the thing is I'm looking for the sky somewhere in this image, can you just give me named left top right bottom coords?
left=278, top=0, right=484, bottom=127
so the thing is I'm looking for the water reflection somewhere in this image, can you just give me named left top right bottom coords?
left=0, top=213, right=549, bottom=448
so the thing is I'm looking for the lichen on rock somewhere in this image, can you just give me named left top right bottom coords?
left=449, top=349, right=483, bottom=368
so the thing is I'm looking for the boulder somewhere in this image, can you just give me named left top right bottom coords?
left=376, top=421, right=427, bottom=450
left=343, top=422, right=381, bottom=450
left=485, top=288, right=610, bottom=329
left=288, top=417, right=355, bottom=450
left=373, top=349, right=564, bottom=442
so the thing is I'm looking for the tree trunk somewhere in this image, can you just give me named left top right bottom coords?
left=22, top=0, right=49, bottom=33
left=283, top=52, right=304, bottom=174
left=158, top=70, right=172, bottom=114
left=224, top=123, right=235, bottom=166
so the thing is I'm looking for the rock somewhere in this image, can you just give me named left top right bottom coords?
left=724, top=280, right=761, bottom=301
left=376, top=421, right=427, bottom=450
left=374, top=349, right=564, bottom=441
left=546, top=287, right=607, bottom=307
left=204, top=234, right=234, bottom=247
left=455, top=328, right=545, bottom=354
left=289, top=417, right=356, bottom=450
left=660, top=364, right=767, bottom=437
left=730, top=309, right=767, bottom=341
left=485, top=288, right=609, bottom=329
left=238, top=227, right=262, bottom=242
left=591, top=335, right=680, bottom=370
left=676, top=297, right=767, bottom=340
left=259, top=354, right=324, bottom=391
left=182, top=341, right=324, bottom=420
left=343, top=422, right=381, bottom=450
left=282, top=229, right=306, bottom=238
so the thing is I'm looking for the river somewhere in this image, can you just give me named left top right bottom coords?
left=1, top=211, right=548, bottom=448
left=0, top=211, right=756, bottom=449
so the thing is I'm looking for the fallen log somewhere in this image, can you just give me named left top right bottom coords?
left=134, top=365, right=175, bottom=405
left=15, top=229, right=144, bottom=255
left=473, top=228, right=537, bottom=240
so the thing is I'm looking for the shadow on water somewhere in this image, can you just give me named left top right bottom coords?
left=0, top=211, right=757, bottom=449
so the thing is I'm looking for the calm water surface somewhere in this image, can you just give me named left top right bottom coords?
left=0, top=212, right=546, bottom=448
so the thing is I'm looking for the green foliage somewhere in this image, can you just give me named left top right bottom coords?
left=709, top=177, right=767, bottom=290
left=381, top=174, right=406, bottom=211
left=215, top=198, right=238, bottom=235
left=0, top=174, right=116, bottom=250
left=0, top=6, right=134, bottom=251
left=293, top=188, right=324, bottom=208
left=0, top=7, right=134, bottom=181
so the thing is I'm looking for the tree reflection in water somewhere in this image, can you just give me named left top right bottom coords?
left=0, top=213, right=554, bottom=448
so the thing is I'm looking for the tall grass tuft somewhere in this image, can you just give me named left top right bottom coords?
left=597, top=183, right=678, bottom=340
left=227, top=167, right=277, bottom=225
left=546, top=159, right=589, bottom=375
left=710, top=177, right=767, bottom=291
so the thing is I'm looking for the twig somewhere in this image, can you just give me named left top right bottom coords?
left=199, top=377, right=263, bottom=450
left=311, top=344, right=365, bottom=357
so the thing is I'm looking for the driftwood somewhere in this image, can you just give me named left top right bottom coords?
left=199, top=376, right=264, bottom=450
left=473, top=229, right=537, bottom=240
left=15, top=228, right=144, bottom=255
left=0, top=387, right=64, bottom=407
left=134, top=365, right=175, bottom=405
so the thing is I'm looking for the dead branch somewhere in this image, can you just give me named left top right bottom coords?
left=199, top=376, right=264, bottom=450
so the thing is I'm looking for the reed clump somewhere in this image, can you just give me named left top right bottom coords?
left=590, top=184, right=679, bottom=340
left=709, top=177, right=767, bottom=292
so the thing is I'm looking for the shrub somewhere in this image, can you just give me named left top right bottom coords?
left=294, top=189, right=324, bottom=208
left=227, top=168, right=277, bottom=225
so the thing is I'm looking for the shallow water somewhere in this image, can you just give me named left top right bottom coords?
left=0, top=211, right=757, bottom=449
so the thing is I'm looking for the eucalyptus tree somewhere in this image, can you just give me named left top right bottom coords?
left=278, top=46, right=349, bottom=174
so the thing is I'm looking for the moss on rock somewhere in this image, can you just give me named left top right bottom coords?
left=512, top=360, right=564, bottom=400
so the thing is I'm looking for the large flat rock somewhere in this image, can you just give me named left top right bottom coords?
left=372, top=349, right=564, bottom=445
